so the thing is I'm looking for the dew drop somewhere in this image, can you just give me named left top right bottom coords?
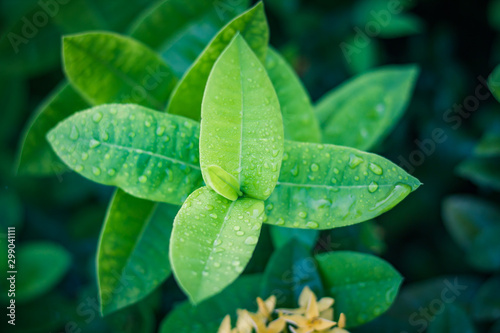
left=233, top=226, right=241, bottom=231
left=369, top=163, right=383, bottom=175
left=213, top=239, right=222, bottom=246
left=236, top=231, right=245, bottom=236
left=89, top=139, right=100, bottom=148
left=75, top=165, right=83, bottom=172
left=92, top=167, right=101, bottom=176
left=69, top=126, right=79, bottom=140
left=206, top=204, right=214, bottom=211
left=333, top=168, right=340, bottom=174
left=368, top=181, right=379, bottom=193
left=306, top=221, right=319, bottom=229
left=244, top=236, right=258, bottom=245
left=81, top=152, right=88, bottom=161
left=92, top=112, right=103, bottom=123
left=156, top=126, right=165, bottom=136
left=298, top=211, right=307, bottom=219
left=348, top=154, right=364, bottom=168
left=107, top=169, right=116, bottom=176
left=145, top=120, right=152, bottom=127
left=310, top=163, right=319, bottom=172
left=209, top=213, right=218, bottom=219
left=138, top=175, right=147, bottom=183
left=213, top=262, right=221, bottom=268
left=276, top=218, right=285, bottom=226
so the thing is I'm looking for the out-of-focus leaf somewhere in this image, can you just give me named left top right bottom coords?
left=328, top=222, right=386, bottom=254
left=159, top=274, right=263, bottom=333
left=442, top=195, right=500, bottom=250
left=269, top=226, right=319, bottom=250
left=265, top=47, right=321, bottom=143
left=261, top=240, right=323, bottom=307
left=467, top=225, right=500, bottom=271
left=47, top=104, right=203, bottom=205
left=16, top=82, right=90, bottom=175
left=129, top=0, right=249, bottom=77
left=378, top=14, right=424, bottom=39
left=63, top=32, right=178, bottom=110
left=200, top=34, right=283, bottom=201
left=170, top=187, right=264, bottom=304
left=315, top=65, right=419, bottom=151
left=476, top=130, right=500, bottom=156
left=166, top=2, right=269, bottom=120
left=428, top=304, right=476, bottom=333
left=316, top=251, right=402, bottom=328
left=6, top=242, right=71, bottom=303
left=342, top=36, right=381, bottom=75
left=98, top=189, right=175, bottom=315
left=472, top=276, right=500, bottom=321
left=264, top=141, right=421, bottom=229
left=456, top=157, right=500, bottom=191
left=490, top=64, right=500, bottom=102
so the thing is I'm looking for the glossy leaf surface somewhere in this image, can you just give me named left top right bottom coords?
left=265, top=48, right=321, bottom=143
left=63, top=32, right=178, bottom=110
left=17, top=82, right=90, bottom=175
left=261, top=240, right=323, bottom=307
left=170, top=187, right=264, bottom=304
left=200, top=34, right=283, bottom=201
left=47, top=104, right=202, bottom=205
left=129, top=0, right=249, bottom=77
left=265, top=141, right=421, bottom=229
left=159, top=274, right=262, bottom=333
left=476, top=130, right=500, bottom=156
left=316, top=251, right=402, bottom=328
left=315, top=65, right=419, bottom=150
left=98, top=189, right=175, bottom=315
left=166, top=2, right=269, bottom=120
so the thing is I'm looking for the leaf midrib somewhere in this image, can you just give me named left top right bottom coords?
left=276, top=181, right=399, bottom=190
left=80, top=138, right=201, bottom=170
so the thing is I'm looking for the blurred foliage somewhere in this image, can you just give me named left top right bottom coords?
left=1, top=0, right=500, bottom=332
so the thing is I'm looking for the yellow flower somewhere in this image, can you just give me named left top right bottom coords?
left=218, top=315, right=239, bottom=333
left=277, top=286, right=335, bottom=318
left=322, top=313, right=349, bottom=333
left=281, top=291, right=336, bottom=333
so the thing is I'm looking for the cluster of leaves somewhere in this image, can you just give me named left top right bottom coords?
left=12, top=0, right=422, bottom=329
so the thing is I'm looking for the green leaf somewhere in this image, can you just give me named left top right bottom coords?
left=315, top=251, right=403, bottom=328
left=129, top=0, right=249, bottom=77
left=97, top=189, right=176, bottom=315
left=264, top=141, right=421, bottom=229
left=467, top=225, right=500, bottom=271
left=16, top=82, right=90, bottom=175
left=159, top=274, right=262, bottom=333
left=475, top=130, right=500, bottom=157
left=328, top=222, right=386, bottom=254
left=442, top=195, right=500, bottom=250
left=200, top=34, right=283, bottom=201
left=265, top=47, right=321, bottom=143
left=428, top=304, right=476, bottom=333
left=170, top=187, right=264, bottom=304
left=490, top=64, right=500, bottom=102
left=166, top=2, right=269, bottom=120
left=377, top=14, right=424, bottom=39
left=456, top=157, right=500, bottom=191
left=472, top=276, right=500, bottom=321
left=261, top=240, right=323, bottom=307
left=269, top=225, right=319, bottom=250
left=7, top=242, right=71, bottom=303
left=315, top=65, right=419, bottom=150
left=47, top=104, right=203, bottom=205
left=63, top=32, right=178, bottom=110
left=204, top=165, right=242, bottom=201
